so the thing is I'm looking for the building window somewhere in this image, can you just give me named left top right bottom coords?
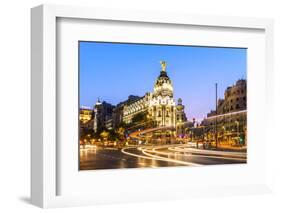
left=236, top=104, right=240, bottom=109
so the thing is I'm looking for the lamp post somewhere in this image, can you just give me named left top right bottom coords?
left=235, top=120, right=239, bottom=145
left=215, top=83, right=218, bottom=149
left=222, top=125, right=225, bottom=145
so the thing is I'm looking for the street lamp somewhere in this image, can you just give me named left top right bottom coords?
left=215, top=83, right=218, bottom=149
left=235, top=121, right=239, bottom=145
left=222, top=125, right=225, bottom=145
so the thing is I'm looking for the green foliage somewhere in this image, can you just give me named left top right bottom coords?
left=80, top=128, right=94, bottom=141
left=132, top=111, right=147, bottom=123
left=116, top=127, right=125, bottom=140
left=100, top=130, right=109, bottom=140
left=118, top=121, right=127, bottom=128
left=88, top=126, right=126, bottom=142
left=108, top=129, right=117, bottom=141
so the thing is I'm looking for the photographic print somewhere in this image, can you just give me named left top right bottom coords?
left=79, top=42, right=247, bottom=170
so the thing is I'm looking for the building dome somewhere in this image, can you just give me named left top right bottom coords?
left=176, top=98, right=184, bottom=111
left=153, top=61, right=173, bottom=97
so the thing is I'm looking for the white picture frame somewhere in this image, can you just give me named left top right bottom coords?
left=31, top=4, right=274, bottom=208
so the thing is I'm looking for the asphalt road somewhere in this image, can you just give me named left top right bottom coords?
left=79, top=144, right=246, bottom=170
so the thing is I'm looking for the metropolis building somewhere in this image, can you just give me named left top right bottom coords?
left=123, top=61, right=178, bottom=128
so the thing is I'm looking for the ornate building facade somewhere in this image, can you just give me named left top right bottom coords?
left=148, top=61, right=177, bottom=127
left=122, top=94, right=150, bottom=124
left=122, top=61, right=178, bottom=128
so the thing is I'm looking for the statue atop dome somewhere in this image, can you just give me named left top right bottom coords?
left=160, top=60, right=167, bottom=72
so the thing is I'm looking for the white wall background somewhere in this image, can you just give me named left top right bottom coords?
left=0, top=0, right=280, bottom=212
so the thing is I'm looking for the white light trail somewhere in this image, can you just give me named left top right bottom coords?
left=122, top=144, right=246, bottom=166
left=150, top=146, right=245, bottom=161
left=169, top=146, right=246, bottom=158
left=121, top=146, right=201, bottom=166
left=141, top=148, right=201, bottom=166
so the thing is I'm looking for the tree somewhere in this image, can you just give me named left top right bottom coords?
left=108, top=129, right=118, bottom=141
left=132, top=111, right=147, bottom=123
left=100, top=130, right=109, bottom=141
left=116, top=127, right=125, bottom=140
left=118, top=121, right=127, bottom=128
left=80, top=128, right=94, bottom=143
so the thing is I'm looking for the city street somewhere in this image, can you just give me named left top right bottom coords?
left=79, top=144, right=246, bottom=170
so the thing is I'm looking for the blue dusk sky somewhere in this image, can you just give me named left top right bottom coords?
left=79, top=41, right=246, bottom=121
